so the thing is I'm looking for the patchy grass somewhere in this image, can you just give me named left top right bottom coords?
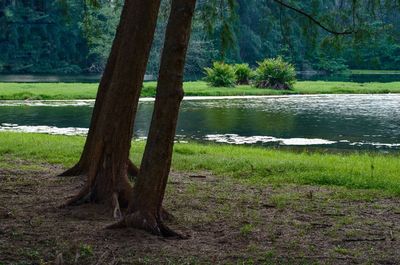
left=0, top=80, right=400, bottom=99
left=0, top=159, right=399, bottom=264
left=0, top=132, right=400, bottom=195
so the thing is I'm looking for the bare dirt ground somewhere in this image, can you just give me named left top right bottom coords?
left=1, top=159, right=400, bottom=265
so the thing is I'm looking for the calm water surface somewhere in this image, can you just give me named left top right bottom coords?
left=1, top=73, right=400, bottom=83
left=0, top=94, right=400, bottom=152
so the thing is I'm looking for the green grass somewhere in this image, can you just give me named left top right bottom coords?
left=181, top=81, right=400, bottom=96
left=0, top=81, right=400, bottom=100
left=1, top=132, right=400, bottom=195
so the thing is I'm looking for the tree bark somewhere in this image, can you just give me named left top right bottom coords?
left=63, top=0, right=161, bottom=210
left=113, top=0, right=197, bottom=236
left=59, top=2, right=139, bottom=178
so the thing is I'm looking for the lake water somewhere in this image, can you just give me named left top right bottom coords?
left=1, top=94, right=400, bottom=152
left=300, top=73, right=400, bottom=83
left=0, top=74, right=153, bottom=83
left=0, top=73, right=400, bottom=83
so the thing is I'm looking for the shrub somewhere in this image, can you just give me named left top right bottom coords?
left=253, top=57, right=296, bottom=89
left=315, top=57, right=348, bottom=74
left=204, top=62, right=236, bottom=87
left=233, top=63, right=253, bottom=85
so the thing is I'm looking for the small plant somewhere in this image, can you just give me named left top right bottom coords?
left=204, top=62, right=236, bottom=87
left=240, top=223, right=254, bottom=236
left=269, top=193, right=298, bottom=209
left=233, top=63, right=253, bottom=85
left=253, top=57, right=296, bottom=90
left=333, top=246, right=351, bottom=255
left=79, top=243, right=94, bottom=258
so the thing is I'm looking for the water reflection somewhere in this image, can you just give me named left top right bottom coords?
left=299, top=73, right=400, bottom=83
left=0, top=73, right=400, bottom=83
left=0, top=94, right=399, bottom=152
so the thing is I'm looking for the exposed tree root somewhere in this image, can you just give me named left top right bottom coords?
left=161, top=208, right=174, bottom=222
left=107, top=211, right=186, bottom=239
left=60, top=189, right=129, bottom=223
left=112, top=192, right=123, bottom=221
left=58, top=162, right=85, bottom=177
left=59, top=185, right=91, bottom=208
left=60, top=182, right=174, bottom=222
left=59, top=180, right=132, bottom=214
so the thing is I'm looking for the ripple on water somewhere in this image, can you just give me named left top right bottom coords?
left=0, top=123, right=88, bottom=136
left=0, top=94, right=400, bottom=150
left=204, top=134, right=336, bottom=145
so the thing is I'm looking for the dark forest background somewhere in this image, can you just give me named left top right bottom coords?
left=0, top=0, right=399, bottom=76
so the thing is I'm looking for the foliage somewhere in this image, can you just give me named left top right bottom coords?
left=198, top=0, right=238, bottom=60
left=315, top=57, right=349, bottom=73
left=81, top=1, right=122, bottom=72
left=146, top=6, right=217, bottom=77
left=233, top=63, right=253, bottom=84
left=0, top=0, right=88, bottom=74
left=253, top=57, right=296, bottom=89
left=204, top=62, right=237, bottom=87
left=79, top=244, right=94, bottom=258
left=0, top=0, right=400, bottom=74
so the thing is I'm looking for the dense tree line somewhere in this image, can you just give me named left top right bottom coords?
left=0, top=0, right=89, bottom=73
left=0, top=0, right=399, bottom=75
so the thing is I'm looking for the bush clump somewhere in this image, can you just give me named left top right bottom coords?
left=204, top=62, right=236, bottom=87
left=253, top=57, right=296, bottom=90
left=315, top=57, right=348, bottom=74
left=233, top=63, right=253, bottom=85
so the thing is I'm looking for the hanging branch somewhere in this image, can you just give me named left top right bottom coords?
left=271, top=0, right=356, bottom=35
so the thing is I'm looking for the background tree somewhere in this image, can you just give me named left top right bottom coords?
left=0, top=0, right=88, bottom=73
left=1, top=0, right=399, bottom=75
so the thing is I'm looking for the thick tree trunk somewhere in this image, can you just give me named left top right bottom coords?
left=59, top=2, right=139, bottom=178
left=114, top=0, right=197, bottom=236
left=63, top=0, right=161, bottom=210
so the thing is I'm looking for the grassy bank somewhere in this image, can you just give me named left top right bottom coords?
left=1, top=132, right=399, bottom=195
left=1, top=81, right=400, bottom=100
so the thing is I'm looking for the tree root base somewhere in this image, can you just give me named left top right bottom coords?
left=58, top=164, right=85, bottom=177
left=107, top=211, right=186, bottom=239
left=59, top=186, right=92, bottom=208
left=60, top=189, right=124, bottom=221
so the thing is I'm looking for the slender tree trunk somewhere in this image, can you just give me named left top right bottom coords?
left=113, top=0, right=197, bottom=236
left=63, top=0, right=161, bottom=211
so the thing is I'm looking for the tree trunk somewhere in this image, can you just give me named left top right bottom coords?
left=59, top=2, right=139, bottom=178
left=63, top=0, right=161, bottom=210
left=113, top=0, right=197, bottom=236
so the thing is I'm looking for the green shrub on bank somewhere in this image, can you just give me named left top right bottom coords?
left=233, top=63, right=253, bottom=85
left=253, top=57, right=296, bottom=90
left=204, top=62, right=237, bottom=87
